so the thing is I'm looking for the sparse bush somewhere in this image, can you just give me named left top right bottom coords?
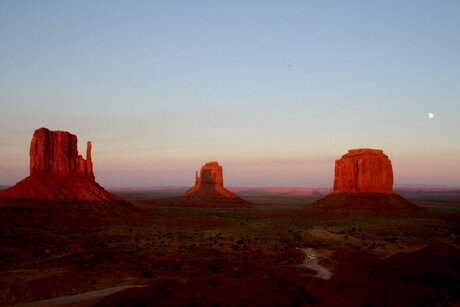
left=210, top=262, right=218, bottom=272
left=206, top=279, right=218, bottom=285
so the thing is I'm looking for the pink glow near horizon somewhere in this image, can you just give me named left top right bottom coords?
left=1, top=146, right=458, bottom=188
left=0, top=2, right=459, bottom=188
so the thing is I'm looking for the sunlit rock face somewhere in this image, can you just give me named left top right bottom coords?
left=0, top=128, right=122, bottom=202
left=30, top=128, right=95, bottom=181
left=184, top=161, right=239, bottom=199
left=333, top=149, right=393, bottom=193
left=312, top=148, right=421, bottom=213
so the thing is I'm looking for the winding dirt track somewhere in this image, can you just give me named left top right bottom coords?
left=297, top=247, right=333, bottom=280
left=15, top=285, right=147, bottom=307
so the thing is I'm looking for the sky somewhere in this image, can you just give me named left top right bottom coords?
left=0, top=1, right=459, bottom=187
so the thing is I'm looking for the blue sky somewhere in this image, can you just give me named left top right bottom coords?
left=1, top=1, right=459, bottom=187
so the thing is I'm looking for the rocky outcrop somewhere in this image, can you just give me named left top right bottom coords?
left=333, top=149, right=393, bottom=193
left=0, top=128, right=121, bottom=202
left=184, top=161, right=245, bottom=202
left=30, top=128, right=94, bottom=180
left=312, top=148, right=421, bottom=213
left=185, top=161, right=227, bottom=195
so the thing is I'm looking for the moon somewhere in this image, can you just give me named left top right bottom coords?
left=428, top=112, right=434, bottom=119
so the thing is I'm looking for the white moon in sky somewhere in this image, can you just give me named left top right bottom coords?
left=428, top=112, right=434, bottom=119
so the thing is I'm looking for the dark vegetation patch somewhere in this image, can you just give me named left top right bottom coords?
left=0, top=195, right=459, bottom=306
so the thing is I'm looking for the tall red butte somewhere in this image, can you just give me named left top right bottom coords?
left=183, top=161, right=247, bottom=205
left=333, top=149, right=393, bottom=193
left=29, top=128, right=95, bottom=180
left=0, top=128, right=123, bottom=202
left=312, top=148, right=421, bottom=213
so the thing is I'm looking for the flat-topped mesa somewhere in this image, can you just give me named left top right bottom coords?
left=312, top=148, right=421, bottom=213
left=30, top=128, right=95, bottom=181
left=184, top=161, right=238, bottom=199
left=333, top=148, right=393, bottom=193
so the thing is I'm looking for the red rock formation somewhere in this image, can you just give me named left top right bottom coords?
left=312, top=148, right=421, bottom=213
left=333, top=149, right=393, bottom=193
left=184, top=161, right=241, bottom=200
left=0, top=128, right=121, bottom=202
left=30, top=128, right=95, bottom=180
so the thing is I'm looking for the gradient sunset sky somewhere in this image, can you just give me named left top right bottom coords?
left=1, top=1, right=459, bottom=187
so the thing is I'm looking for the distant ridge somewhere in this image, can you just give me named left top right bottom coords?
left=109, top=186, right=188, bottom=193
left=230, top=187, right=331, bottom=196
left=396, top=183, right=454, bottom=188
left=395, top=187, right=460, bottom=193
left=108, top=186, right=331, bottom=196
left=107, top=186, right=460, bottom=195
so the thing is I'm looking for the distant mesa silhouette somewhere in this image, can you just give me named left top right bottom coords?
left=0, top=127, right=123, bottom=202
left=183, top=161, right=247, bottom=204
left=312, top=148, right=421, bottom=213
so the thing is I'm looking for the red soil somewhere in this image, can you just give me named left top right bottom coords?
left=0, top=176, right=123, bottom=202
left=311, top=192, right=424, bottom=214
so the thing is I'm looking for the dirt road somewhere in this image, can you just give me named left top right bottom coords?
left=15, top=285, right=147, bottom=307
left=297, top=247, right=332, bottom=280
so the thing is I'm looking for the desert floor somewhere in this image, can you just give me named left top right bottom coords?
left=1, top=191, right=459, bottom=306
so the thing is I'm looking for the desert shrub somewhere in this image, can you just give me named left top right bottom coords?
left=210, top=262, right=218, bottom=272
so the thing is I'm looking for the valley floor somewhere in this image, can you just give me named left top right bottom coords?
left=0, top=194, right=459, bottom=306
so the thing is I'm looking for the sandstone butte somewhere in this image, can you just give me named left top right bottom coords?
left=0, top=128, right=122, bottom=202
left=313, top=148, right=421, bottom=213
left=184, top=161, right=242, bottom=200
left=333, top=148, right=393, bottom=193
left=29, top=127, right=95, bottom=180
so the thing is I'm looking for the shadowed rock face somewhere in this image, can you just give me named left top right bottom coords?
left=0, top=128, right=121, bottom=202
left=184, top=161, right=239, bottom=199
left=30, top=128, right=95, bottom=181
left=199, top=162, right=224, bottom=186
left=334, top=149, right=393, bottom=193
